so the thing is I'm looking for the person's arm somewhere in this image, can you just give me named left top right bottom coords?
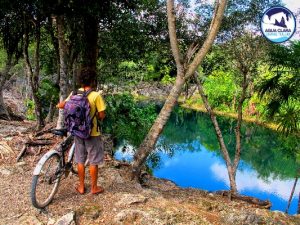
left=95, top=94, right=106, bottom=120
left=98, top=111, right=105, bottom=121
left=56, top=93, right=72, bottom=109
left=56, top=101, right=66, bottom=109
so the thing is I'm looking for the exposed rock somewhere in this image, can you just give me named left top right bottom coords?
left=76, top=205, right=102, bottom=220
left=102, top=134, right=114, bottom=155
left=54, top=212, right=76, bottom=225
left=16, top=161, right=27, bottom=167
left=15, top=161, right=28, bottom=173
left=0, top=141, right=14, bottom=156
left=221, top=211, right=264, bottom=225
left=17, top=215, right=43, bottom=225
left=47, top=218, right=56, bottom=225
left=0, top=167, right=13, bottom=176
left=114, top=209, right=164, bottom=225
left=102, top=168, right=125, bottom=184
left=116, top=193, right=148, bottom=207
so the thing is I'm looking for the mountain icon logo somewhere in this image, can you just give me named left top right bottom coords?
left=274, top=17, right=287, bottom=28
left=260, top=6, right=296, bottom=43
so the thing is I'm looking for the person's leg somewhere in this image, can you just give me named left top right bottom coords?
left=74, top=137, right=87, bottom=194
left=89, top=164, right=104, bottom=194
left=76, top=163, right=85, bottom=194
left=86, top=136, right=104, bottom=194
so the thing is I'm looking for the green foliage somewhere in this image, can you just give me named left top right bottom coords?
left=258, top=41, right=300, bottom=137
left=203, top=70, right=237, bottom=110
left=0, top=47, right=6, bottom=69
left=25, top=99, right=36, bottom=120
left=38, top=79, right=59, bottom=116
left=275, top=98, right=300, bottom=135
left=40, top=27, right=57, bottom=76
left=103, top=94, right=157, bottom=148
left=143, top=52, right=174, bottom=82
left=39, top=79, right=59, bottom=100
left=161, top=74, right=175, bottom=85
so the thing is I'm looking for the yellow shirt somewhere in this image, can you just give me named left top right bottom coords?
left=67, top=88, right=106, bottom=136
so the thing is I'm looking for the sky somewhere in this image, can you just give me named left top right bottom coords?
left=283, top=0, right=300, bottom=12
left=282, top=0, right=300, bottom=40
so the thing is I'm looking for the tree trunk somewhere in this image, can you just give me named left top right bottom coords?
left=194, top=73, right=238, bottom=193
left=23, top=17, right=44, bottom=130
left=33, top=20, right=44, bottom=129
left=81, top=15, right=98, bottom=70
left=286, top=177, right=298, bottom=213
left=132, top=75, right=185, bottom=178
left=0, top=87, right=10, bottom=120
left=233, top=73, right=248, bottom=172
left=72, top=58, right=79, bottom=92
left=46, top=101, right=55, bottom=123
left=0, top=54, right=14, bottom=120
left=46, top=18, right=60, bottom=123
left=56, top=15, right=69, bottom=129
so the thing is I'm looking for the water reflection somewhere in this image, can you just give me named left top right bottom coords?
left=114, top=107, right=300, bottom=214
left=211, top=162, right=300, bottom=201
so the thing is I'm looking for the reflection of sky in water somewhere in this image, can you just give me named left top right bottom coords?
left=115, top=140, right=299, bottom=214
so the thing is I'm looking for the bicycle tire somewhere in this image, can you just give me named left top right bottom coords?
left=31, top=152, right=61, bottom=209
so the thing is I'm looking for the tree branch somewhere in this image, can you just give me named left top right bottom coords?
left=185, top=0, right=227, bottom=79
left=193, top=72, right=232, bottom=166
left=167, top=0, right=183, bottom=74
left=23, top=15, right=34, bottom=81
left=233, top=71, right=248, bottom=171
left=193, top=71, right=238, bottom=193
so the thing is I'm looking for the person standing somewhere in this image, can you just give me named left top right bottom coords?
left=57, top=67, right=106, bottom=194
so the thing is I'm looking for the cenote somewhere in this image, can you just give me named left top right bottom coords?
left=114, top=106, right=300, bottom=215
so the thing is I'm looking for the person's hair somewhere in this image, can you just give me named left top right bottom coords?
left=78, top=67, right=96, bottom=87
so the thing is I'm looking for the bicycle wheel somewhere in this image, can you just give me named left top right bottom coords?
left=31, top=152, right=61, bottom=209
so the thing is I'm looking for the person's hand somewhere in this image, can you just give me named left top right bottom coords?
left=98, top=111, right=105, bottom=121
left=56, top=101, right=66, bottom=109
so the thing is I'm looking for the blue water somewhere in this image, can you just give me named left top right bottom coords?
left=114, top=110, right=299, bottom=215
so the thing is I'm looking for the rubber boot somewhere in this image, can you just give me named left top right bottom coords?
left=76, top=163, right=85, bottom=194
left=90, top=165, right=104, bottom=194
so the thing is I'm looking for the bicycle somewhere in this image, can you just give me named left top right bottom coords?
left=30, top=129, right=77, bottom=209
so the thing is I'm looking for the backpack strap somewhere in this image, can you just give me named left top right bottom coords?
left=71, top=90, right=77, bottom=95
left=83, top=88, right=94, bottom=97
left=73, top=88, right=94, bottom=97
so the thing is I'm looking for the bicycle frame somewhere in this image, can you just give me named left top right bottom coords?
left=33, top=137, right=75, bottom=176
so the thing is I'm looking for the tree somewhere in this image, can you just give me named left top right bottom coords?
left=194, top=32, right=266, bottom=193
left=0, top=1, right=23, bottom=119
left=22, top=3, right=46, bottom=129
left=55, top=15, right=71, bottom=129
left=132, top=0, right=228, bottom=180
left=54, top=0, right=140, bottom=128
left=44, top=19, right=60, bottom=123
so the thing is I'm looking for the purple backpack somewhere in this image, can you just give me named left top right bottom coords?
left=64, top=89, right=94, bottom=139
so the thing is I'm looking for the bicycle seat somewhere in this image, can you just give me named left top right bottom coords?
left=52, top=129, right=68, bottom=136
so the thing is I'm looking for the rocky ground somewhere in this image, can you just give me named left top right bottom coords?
left=0, top=120, right=300, bottom=225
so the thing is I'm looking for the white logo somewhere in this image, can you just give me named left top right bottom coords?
left=261, top=6, right=296, bottom=43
